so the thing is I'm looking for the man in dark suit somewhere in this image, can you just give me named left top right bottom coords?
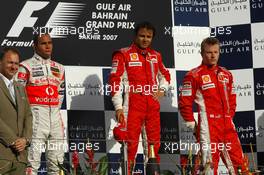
left=0, top=47, right=32, bottom=175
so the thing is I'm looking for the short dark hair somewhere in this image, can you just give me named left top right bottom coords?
left=134, top=21, right=156, bottom=37
left=0, top=47, right=20, bottom=60
left=33, top=33, right=50, bottom=45
left=201, top=37, right=220, bottom=54
left=33, top=34, right=40, bottom=46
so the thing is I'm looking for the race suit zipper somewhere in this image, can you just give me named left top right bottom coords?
left=45, top=63, right=52, bottom=125
left=216, top=72, right=225, bottom=113
left=223, top=82, right=230, bottom=114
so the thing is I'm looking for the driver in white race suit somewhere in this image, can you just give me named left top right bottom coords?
left=16, top=33, right=65, bottom=175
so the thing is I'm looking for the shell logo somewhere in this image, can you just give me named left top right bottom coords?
left=202, top=75, right=211, bottom=84
left=130, top=53, right=139, bottom=61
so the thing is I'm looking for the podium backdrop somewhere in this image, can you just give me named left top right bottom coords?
left=1, top=0, right=264, bottom=174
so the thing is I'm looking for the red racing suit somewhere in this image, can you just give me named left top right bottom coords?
left=179, top=64, right=248, bottom=174
left=109, top=44, right=170, bottom=171
left=16, top=53, right=65, bottom=175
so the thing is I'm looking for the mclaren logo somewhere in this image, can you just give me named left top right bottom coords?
left=1, top=1, right=85, bottom=47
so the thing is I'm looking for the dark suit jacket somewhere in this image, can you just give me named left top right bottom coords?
left=0, top=77, right=32, bottom=163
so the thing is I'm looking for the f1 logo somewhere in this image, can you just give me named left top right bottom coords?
left=7, top=1, right=49, bottom=37
left=6, top=1, right=85, bottom=38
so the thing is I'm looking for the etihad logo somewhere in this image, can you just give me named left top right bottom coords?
left=2, top=1, right=85, bottom=47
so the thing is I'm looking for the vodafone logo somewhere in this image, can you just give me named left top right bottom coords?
left=46, top=87, right=55, bottom=96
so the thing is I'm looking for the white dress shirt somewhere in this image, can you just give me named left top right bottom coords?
left=0, top=73, right=16, bottom=103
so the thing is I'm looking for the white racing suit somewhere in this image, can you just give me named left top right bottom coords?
left=16, top=53, right=65, bottom=175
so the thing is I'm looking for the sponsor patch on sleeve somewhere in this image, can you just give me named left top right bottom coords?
left=182, top=81, right=192, bottom=89
left=111, top=60, right=119, bottom=74
left=17, top=72, right=28, bottom=80
left=180, top=81, right=192, bottom=96
left=112, top=60, right=119, bottom=67
left=181, top=89, right=192, bottom=96
left=111, top=67, right=117, bottom=74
